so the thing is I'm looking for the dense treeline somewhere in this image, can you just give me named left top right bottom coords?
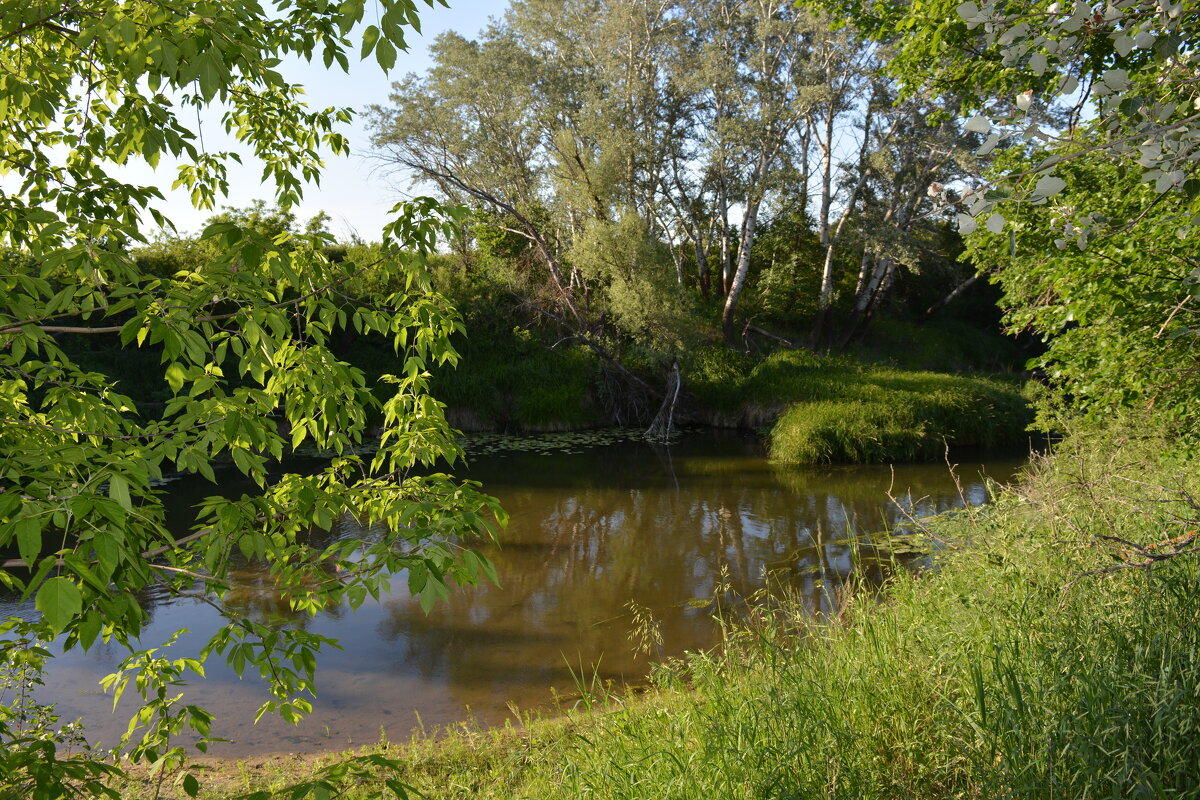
left=28, top=197, right=1028, bottom=454
left=367, top=0, right=998, bottom=352
left=2, top=0, right=1040, bottom=461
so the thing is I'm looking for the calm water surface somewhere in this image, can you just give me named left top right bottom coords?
left=9, top=430, right=1023, bottom=754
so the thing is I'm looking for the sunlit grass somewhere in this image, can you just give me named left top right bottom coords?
left=688, top=348, right=1032, bottom=463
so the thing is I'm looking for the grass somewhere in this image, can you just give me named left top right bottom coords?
left=688, top=348, right=1032, bottom=463
left=849, top=317, right=1025, bottom=374
left=346, top=330, right=601, bottom=432
left=114, top=422, right=1200, bottom=799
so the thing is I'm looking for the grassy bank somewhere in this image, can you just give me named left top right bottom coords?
left=687, top=347, right=1031, bottom=463
left=415, top=334, right=1033, bottom=461
left=61, top=311, right=1030, bottom=462
left=117, top=423, right=1200, bottom=799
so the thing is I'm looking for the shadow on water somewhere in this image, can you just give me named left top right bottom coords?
left=6, top=429, right=1025, bottom=754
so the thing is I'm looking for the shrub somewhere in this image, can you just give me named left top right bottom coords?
left=766, top=366, right=1032, bottom=463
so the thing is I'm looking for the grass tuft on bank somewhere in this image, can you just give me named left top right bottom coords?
left=688, top=348, right=1032, bottom=463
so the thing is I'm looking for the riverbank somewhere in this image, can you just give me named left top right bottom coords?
left=114, top=421, right=1200, bottom=799
left=416, top=335, right=1033, bottom=464
left=62, top=310, right=1032, bottom=465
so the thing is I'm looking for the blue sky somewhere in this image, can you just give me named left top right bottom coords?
left=131, top=0, right=502, bottom=240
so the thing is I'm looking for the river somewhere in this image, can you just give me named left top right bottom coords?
left=4, top=429, right=1024, bottom=755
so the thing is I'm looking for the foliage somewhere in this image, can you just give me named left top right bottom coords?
left=827, top=0, right=1200, bottom=425
left=429, top=331, right=600, bottom=432
left=967, top=143, right=1200, bottom=425
left=0, top=636, right=116, bottom=800
left=0, top=1, right=505, bottom=798
left=370, top=0, right=989, bottom=351
left=849, top=317, right=1025, bottom=373
left=567, top=214, right=704, bottom=353
left=134, top=203, right=333, bottom=279
left=843, top=0, right=1199, bottom=228
left=746, top=207, right=826, bottom=327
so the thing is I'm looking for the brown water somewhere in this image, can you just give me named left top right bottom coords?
left=10, top=430, right=1023, bottom=755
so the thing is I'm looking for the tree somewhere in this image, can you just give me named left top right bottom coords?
left=822, top=0, right=1200, bottom=422
left=371, top=1, right=826, bottom=344
left=833, top=86, right=982, bottom=346
left=967, top=135, right=1200, bottom=424
left=0, top=2, right=503, bottom=797
left=685, top=0, right=814, bottom=343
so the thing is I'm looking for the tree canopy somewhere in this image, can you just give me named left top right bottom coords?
left=0, top=2, right=503, bottom=798
left=822, top=0, right=1200, bottom=424
left=369, top=0, right=984, bottom=355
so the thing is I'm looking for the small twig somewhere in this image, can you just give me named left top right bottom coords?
left=1155, top=296, right=1192, bottom=339
left=883, top=465, right=960, bottom=551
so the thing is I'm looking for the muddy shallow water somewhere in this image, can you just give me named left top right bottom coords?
left=7, top=430, right=1024, bottom=754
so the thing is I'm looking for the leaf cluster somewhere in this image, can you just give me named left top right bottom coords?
left=0, top=2, right=507, bottom=798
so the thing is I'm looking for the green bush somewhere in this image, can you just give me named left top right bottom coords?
left=430, top=330, right=599, bottom=431
left=769, top=400, right=928, bottom=463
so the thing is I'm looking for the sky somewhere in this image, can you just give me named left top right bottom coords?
left=123, top=0, right=502, bottom=240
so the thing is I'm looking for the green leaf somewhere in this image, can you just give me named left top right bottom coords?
left=36, top=577, right=82, bottom=635
left=182, top=773, right=200, bottom=798
left=77, top=610, right=102, bottom=650
left=384, top=779, right=413, bottom=800
left=360, top=25, right=380, bottom=58
left=108, top=474, right=132, bottom=511
left=166, top=362, right=186, bottom=394
left=15, top=516, right=42, bottom=566
left=375, top=38, right=397, bottom=71
left=94, top=531, right=120, bottom=578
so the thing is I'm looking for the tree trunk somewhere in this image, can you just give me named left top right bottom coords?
left=923, top=273, right=980, bottom=319
left=694, top=231, right=710, bottom=299
left=796, top=119, right=811, bottom=218
left=838, top=253, right=893, bottom=347
left=718, top=177, right=731, bottom=295
left=645, top=359, right=682, bottom=441
left=721, top=195, right=762, bottom=344
left=810, top=99, right=876, bottom=348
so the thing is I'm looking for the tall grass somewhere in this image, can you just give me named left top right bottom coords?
left=688, top=348, right=1032, bottom=463
left=542, top=425, right=1200, bottom=799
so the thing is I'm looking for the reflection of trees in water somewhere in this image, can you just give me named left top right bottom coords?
left=368, top=463, right=998, bottom=710
left=220, top=559, right=347, bottom=629
left=24, top=439, right=1018, bottom=746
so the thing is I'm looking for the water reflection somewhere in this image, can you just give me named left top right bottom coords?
left=18, top=431, right=1022, bottom=754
